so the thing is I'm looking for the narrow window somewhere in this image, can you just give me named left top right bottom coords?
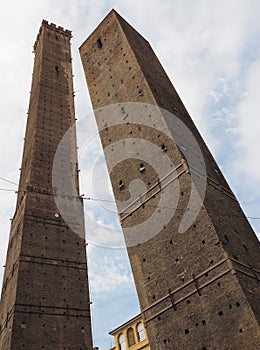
left=119, top=180, right=125, bottom=190
left=224, top=234, right=229, bottom=242
left=139, top=163, right=145, bottom=173
left=161, top=144, right=167, bottom=152
left=97, top=38, right=102, bottom=48
left=137, top=322, right=146, bottom=342
left=127, top=327, right=135, bottom=347
left=118, top=334, right=126, bottom=350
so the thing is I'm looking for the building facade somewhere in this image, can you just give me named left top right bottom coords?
left=109, top=314, right=149, bottom=350
left=80, top=10, right=260, bottom=350
left=0, top=20, right=92, bottom=349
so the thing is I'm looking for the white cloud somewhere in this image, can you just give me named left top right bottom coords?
left=232, top=60, right=260, bottom=185
left=89, top=255, right=133, bottom=294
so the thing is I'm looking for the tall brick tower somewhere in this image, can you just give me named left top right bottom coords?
left=0, top=21, right=92, bottom=349
left=80, top=10, right=260, bottom=350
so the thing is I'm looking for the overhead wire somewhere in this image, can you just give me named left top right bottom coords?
left=0, top=175, right=259, bottom=221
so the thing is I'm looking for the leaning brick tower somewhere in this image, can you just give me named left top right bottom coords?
left=80, top=10, right=260, bottom=350
left=0, top=21, right=92, bottom=349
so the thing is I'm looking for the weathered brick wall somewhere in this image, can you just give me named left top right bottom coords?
left=80, top=10, right=260, bottom=350
left=0, top=20, right=92, bottom=350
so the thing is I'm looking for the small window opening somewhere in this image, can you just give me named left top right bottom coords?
left=224, top=234, right=229, bottom=242
left=118, top=334, right=126, bottom=350
left=137, top=322, right=146, bottom=342
left=139, top=163, right=145, bottom=173
left=184, top=329, right=189, bottom=334
left=119, top=180, right=125, bottom=191
left=243, top=244, right=248, bottom=252
left=55, top=65, right=59, bottom=73
left=127, top=327, right=135, bottom=347
left=138, top=90, right=144, bottom=97
left=236, top=302, right=240, bottom=307
left=239, top=328, right=243, bottom=333
left=161, top=144, right=167, bottom=152
left=202, top=320, right=206, bottom=325
left=97, top=38, right=102, bottom=48
left=218, top=311, right=223, bottom=316
left=56, top=35, right=59, bottom=40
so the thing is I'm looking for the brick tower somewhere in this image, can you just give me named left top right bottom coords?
left=0, top=21, right=92, bottom=349
left=80, top=10, right=260, bottom=350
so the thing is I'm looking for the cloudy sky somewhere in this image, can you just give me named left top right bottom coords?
left=0, top=1, right=259, bottom=349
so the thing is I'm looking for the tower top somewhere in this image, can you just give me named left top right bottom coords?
left=33, top=19, right=72, bottom=52
left=79, top=8, right=149, bottom=51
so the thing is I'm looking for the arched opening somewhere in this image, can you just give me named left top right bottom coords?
left=118, top=333, right=126, bottom=350
left=127, top=327, right=136, bottom=347
left=137, top=322, right=146, bottom=342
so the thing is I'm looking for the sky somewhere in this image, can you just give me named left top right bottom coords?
left=0, top=1, right=259, bottom=349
